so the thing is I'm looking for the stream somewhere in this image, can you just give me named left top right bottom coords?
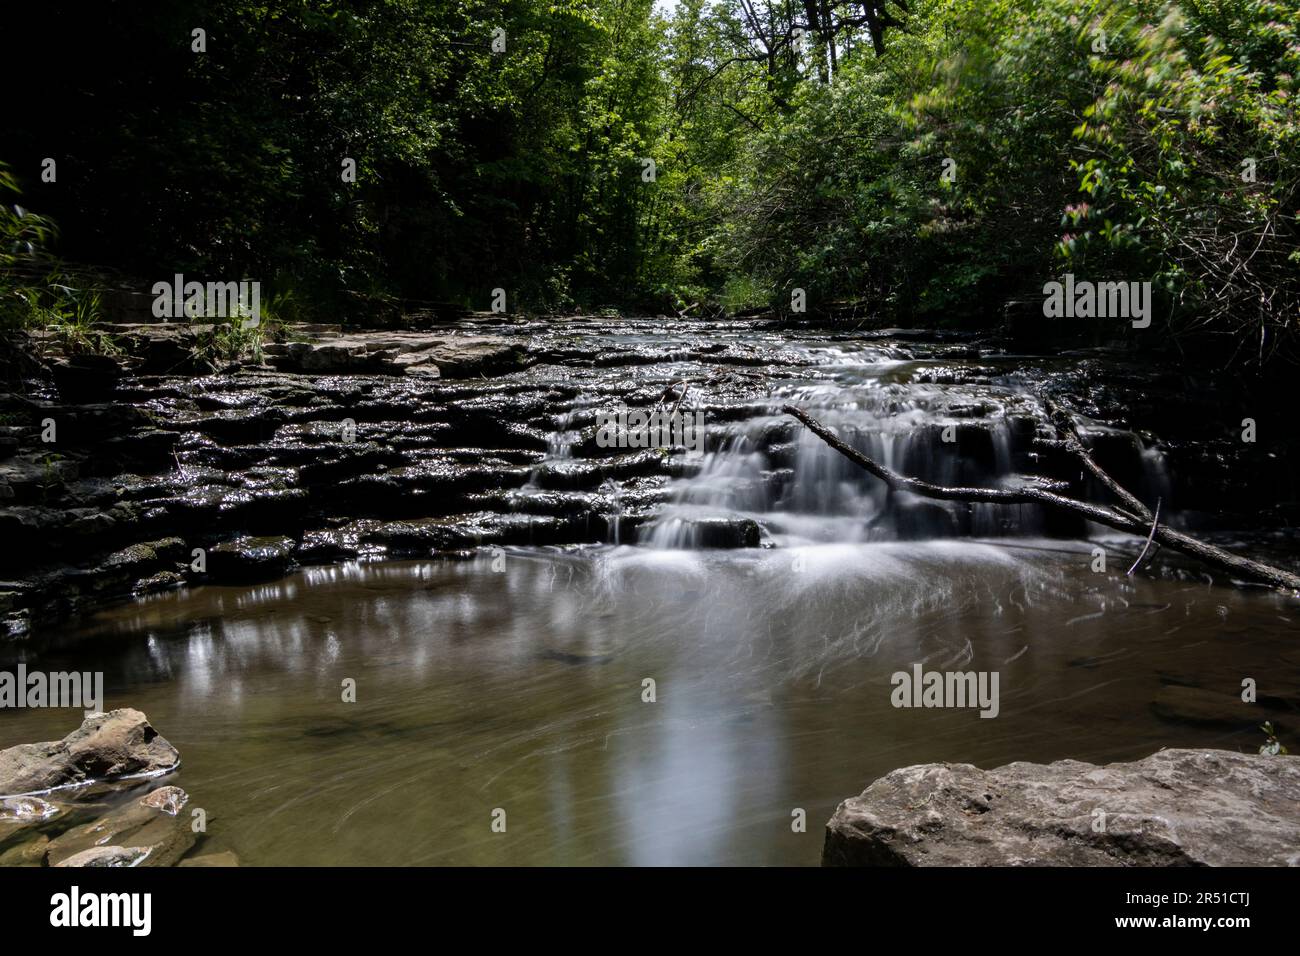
left=2, top=317, right=1297, bottom=865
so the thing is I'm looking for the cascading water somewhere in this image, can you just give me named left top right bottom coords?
left=515, top=332, right=1174, bottom=552
left=641, top=349, right=1167, bottom=549
left=533, top=393, right=595, bottom=471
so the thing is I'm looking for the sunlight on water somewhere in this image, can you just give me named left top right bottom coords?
left=4, top=544, right=1295, bottom=865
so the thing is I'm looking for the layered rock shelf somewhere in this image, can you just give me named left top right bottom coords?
left=2, top=315, right=1295, bottom=639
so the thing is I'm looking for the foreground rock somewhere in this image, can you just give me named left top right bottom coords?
left=0, top=717, right=193, bottom=867
left=823, top=748, right=1300, bottom=866
left=0, top=709, right=180, bottom=796
left=0, top=795, right=62, bottom=844
left=54, top=845, right=153, bottom=867
left=48, top=785, right=195, bottom=867
left=207, top=535, right=298, bottom=581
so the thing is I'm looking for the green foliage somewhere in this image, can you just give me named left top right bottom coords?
left=183, top=286, right=299, bottom=369
left=6, top=0, right=671, bottom=313
left=656, top=0, right=1297, bottom=352
left=39, top=452, right=66, bottom=503
left=38, top=288, right=119, bottom=358
left=0, top=162, right=118, bottom=356
left=3, top=0, right=1294, bottom=358
left=1260, top=721, right=1289, bottom=755
left=188, top=316, right=263, bottom=369
left=1069, top=0, right=1300, bottom=359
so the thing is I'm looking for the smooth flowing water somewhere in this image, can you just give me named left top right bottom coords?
left=2, top=321, right=1297, bottom=865
left=3, top=546, right=1297, bottom=866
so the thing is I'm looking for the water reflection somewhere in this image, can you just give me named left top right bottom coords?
left=2, top=544, right=1297, bottom=865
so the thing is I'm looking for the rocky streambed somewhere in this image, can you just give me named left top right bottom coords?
left=2, top=315, right=1297, bottom=638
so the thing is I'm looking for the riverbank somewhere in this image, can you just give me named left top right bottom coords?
left=0, top=709, right=233, bottom=867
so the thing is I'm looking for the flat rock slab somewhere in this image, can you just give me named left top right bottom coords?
left=263, top=331, right=529, bottom=378
left=823, top=748, right=1300, bottom=866
left=47, top=786, right=195, bottom=867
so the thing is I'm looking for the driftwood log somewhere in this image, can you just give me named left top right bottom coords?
left=783, top=403, right=1300, bottom=592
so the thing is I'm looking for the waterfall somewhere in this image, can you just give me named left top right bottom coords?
left=518, top=340, right=1174, bottom=552
left=642, top=378, right=1163, bottom=549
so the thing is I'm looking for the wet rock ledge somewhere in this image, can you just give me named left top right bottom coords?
left=823, top=748, right=1300, bottom=866
left=5, top=314, right=1298, bottom=637
left=1, top=317, right=810, bottom=636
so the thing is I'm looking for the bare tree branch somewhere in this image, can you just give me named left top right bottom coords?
left=784, top=404, right=1300, bottom=592
left=1043, top=396, right=1152, bottom=522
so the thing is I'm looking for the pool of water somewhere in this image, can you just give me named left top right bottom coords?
left=4, top=543, right=1296, bottom=865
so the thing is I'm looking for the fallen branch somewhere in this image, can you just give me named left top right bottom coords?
left=784, top=404, right=1300, bottom=592
left=1043, top=397, right=1151, bottom=523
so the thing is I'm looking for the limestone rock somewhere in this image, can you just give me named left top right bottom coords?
left=54, top=845, right=153, bottom=868
left=823, top=749, right=1300, bottom=866
left=46, top=785, right=196, bottom=867
left=0, top=709, right=180, bottom=797
left=263, top=331, right=529, bottom=378
left=206, top=535, right=298, bottom=581
left=139, top=785, right=188, bottom=816
left=0, top=795, right=62, bottom=846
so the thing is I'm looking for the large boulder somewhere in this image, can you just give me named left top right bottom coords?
left=0, top=709, right=180, bottom=796
left=823, top=748, right=1300, bottom=866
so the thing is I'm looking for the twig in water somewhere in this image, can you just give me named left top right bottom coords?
left=1127, top=497, right=1162, bottom=577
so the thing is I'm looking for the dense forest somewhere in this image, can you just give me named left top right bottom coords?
left=3, top=0, right=1298, bottom=358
